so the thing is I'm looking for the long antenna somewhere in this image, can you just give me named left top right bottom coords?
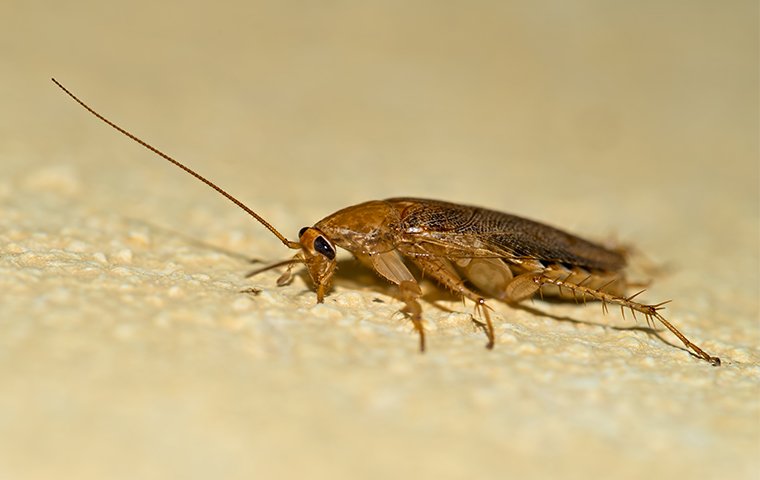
left=51, top=78, right=300, bottom=250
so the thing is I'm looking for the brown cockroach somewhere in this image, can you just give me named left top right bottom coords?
left=52, top=78, right=721, bottom=366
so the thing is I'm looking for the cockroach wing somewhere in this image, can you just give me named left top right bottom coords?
left=388, top=198, right=625, bottom=272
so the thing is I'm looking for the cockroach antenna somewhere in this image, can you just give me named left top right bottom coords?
left=51, top=78, right=301, bottom=250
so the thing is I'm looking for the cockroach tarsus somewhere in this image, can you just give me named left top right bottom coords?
left=51, top=78, right=721, bottom=366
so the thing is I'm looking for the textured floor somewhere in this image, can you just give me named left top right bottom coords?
left=1, top=2, right=758, bottom=479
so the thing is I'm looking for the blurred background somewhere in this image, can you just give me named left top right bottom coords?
left=6, top=1, right=756, bottom=230
left=1, top=1, right=757, bottom=479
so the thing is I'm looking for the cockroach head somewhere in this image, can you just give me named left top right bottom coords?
left=298, top=226, right=337, bottom=302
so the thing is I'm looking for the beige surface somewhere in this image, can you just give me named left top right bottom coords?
left=1, top=2, right=758, bottom=479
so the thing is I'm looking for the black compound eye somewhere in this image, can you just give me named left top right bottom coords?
left=298, top=227, right=309, bottom=237
left=313, top=236, right=336, bottom=260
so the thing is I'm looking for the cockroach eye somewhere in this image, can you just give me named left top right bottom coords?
left=299, top=227, right=309, bottom=237
left=313, top=236, right=336, bottom=260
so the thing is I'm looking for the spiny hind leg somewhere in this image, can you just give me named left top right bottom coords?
left=504, top=264, right=625, bottom=304
left=525, top=271, right=720, bottom=366
left=410, top=256, right=496, bottom=349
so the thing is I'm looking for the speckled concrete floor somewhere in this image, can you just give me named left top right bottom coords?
left=1, top=2, right=758, bottom=479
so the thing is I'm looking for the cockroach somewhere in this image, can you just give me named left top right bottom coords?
left=52, top=78, right=721, bottom=366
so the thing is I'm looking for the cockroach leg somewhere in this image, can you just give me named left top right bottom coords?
left=245, top=256, right=302, bottom=280
left=531, top=273, right=721, bottom=366
left=453, top=257, right=513, bottom=299
left=410, top=256, right=496, bottom=349
left=357, top=251, right=427, bottom=350
left=473, top=299, right=495, bottom=349
left=398, top=280, right=426, bottom=351
left=504, top=272, right=543, bottom=303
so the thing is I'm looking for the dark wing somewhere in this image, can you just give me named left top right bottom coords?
left=388, top=198, right=626, bottom=272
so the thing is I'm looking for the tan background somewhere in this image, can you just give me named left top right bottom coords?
left=1, top=1, right=758, bottom=479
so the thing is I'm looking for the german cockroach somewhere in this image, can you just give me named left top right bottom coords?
left=52, top=78, right=721, bottom=366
